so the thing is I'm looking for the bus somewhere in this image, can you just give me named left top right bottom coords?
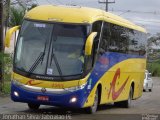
left=5, top=5, right=147, bottom=113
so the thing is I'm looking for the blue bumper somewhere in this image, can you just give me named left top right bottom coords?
left=11, top=83, right=88, bottom=108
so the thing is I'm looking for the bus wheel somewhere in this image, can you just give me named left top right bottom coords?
left=122, top=87, right=133, bottom=108
left=115, top=87, right=133, bottom=108
left=28, top=103, right=40, bottom=110
left=86, top=89, right=99, bottom=114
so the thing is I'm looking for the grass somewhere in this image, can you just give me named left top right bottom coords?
left=147, top=59, right=160, bottom=77
left=3, top=81, right=11, bottom=94
left=0, top=53, right=12, bottom=94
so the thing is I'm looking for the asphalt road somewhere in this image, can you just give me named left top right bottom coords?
left=0, top=77, right=160, bottom=120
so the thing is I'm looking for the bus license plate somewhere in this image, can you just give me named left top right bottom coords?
left=37, top=96, right=49, bottom=101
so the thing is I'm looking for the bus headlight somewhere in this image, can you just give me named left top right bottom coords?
left=70, top=97, right=77, bottom=103
left=14, top=91, right=19, bottom=97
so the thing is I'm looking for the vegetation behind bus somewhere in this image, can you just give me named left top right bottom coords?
left=0, top=53, right=12, bottom=94
left=147, top=60, right=160, bottom=77
left=9, top=6, right=25, bottom=27
left=147, top=33, right=160, bottom=77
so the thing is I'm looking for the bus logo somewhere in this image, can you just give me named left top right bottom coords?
left=26, top=80, right=42, bottom=86
left=41, top=88, right=47, bottom=93
left=108, top=68, right=129, bottom=100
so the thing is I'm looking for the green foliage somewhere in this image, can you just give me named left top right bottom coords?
left=148, top=33, right=160, bottom=49
left=3, top=81, right=11, bottom=94
left=0, top=53, right=12, bottom=75
left=0, top=52, right=12, bottom=94
left=9, top=6, right=25, bottom=27
left=147, top=60, right=160, bottom=77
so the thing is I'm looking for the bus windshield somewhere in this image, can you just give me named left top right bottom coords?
left=14, top=20, right=89, bottom=77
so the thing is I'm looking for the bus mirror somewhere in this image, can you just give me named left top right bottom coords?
left=85, top=32, right=97, bottom=56
left=5, top=26, right=20, bottom=48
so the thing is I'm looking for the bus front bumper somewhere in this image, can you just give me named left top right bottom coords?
left=11, top=83, right=88, bottom=108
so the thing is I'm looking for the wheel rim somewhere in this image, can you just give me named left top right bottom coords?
left=128, top=88, right=133, bottom=106
left=92, top=90, right=98, bottom=111
left=128, top=93, right=131, bottom=105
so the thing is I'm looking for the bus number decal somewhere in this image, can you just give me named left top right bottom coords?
left=52, top=83, right=64, bottom=88
left=108, top=68, right=129, bottom=100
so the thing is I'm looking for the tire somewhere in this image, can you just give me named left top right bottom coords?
left=115, top=87, right=133, bottom=108
left=86, top=89, right=99, bottom=114
left=28, top=103, right=40, bottom=110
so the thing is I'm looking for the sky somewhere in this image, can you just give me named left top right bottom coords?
left=37, top=0, right=160, bottom=35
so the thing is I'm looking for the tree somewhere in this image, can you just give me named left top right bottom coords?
left=0, top=0, right=4, bottom=92
left=9, top=6, right=25, bottom=27
left=148, top=33, right=160, bottom=49
left=5, top=0, right=38, bottom=27
left=11, top=0, right=37, bottom=9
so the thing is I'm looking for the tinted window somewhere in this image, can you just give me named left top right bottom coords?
left=128, top=29, right=147, bottom=56
left=100, top=22, right=147, bottom=56
left=101, top=23, right=129, bottom=54
left=91, top=21, right=103, bottom=62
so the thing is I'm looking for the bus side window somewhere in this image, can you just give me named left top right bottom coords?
left=106, top=23, right=129, bottom=54
left=92, top=21, right=103, bottom=50
left=128, top=29, right=147, bottom=56
left=99, top=22, right=111, bottom=54
left=92, top=21, right=103, bottom=63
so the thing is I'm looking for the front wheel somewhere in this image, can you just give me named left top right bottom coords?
left=86, top=89, right=99, bottom=114
left=28, top=103, right=40, bottom=110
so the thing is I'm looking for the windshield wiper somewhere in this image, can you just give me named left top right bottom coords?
left=52, top=53, right=63, bottom=79
left=27, top=25, right=49, bottom=75
left=27, top=37, right=47, bottom=75
left=28, top=52, right=45, bottom=75
left=50, top=40, right=63, bottom=80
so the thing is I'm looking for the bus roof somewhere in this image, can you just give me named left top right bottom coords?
left=25, top=5, right=147, bottom=33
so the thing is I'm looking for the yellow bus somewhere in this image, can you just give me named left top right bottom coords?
left=5, top=5, right=147, bottom=113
